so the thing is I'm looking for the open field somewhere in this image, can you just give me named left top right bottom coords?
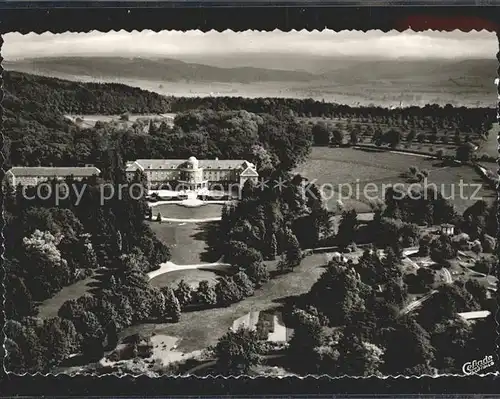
left=148, top=221, right=218, bottom=265
left=120, top=253, right=328, bottom=353
left=294, top=147, right=495, bottom=214
left=152, top=204, right=223, bottom=220
left=37, top=276, right=97, bottom=319
left=64, top=113, right=176, bottom=129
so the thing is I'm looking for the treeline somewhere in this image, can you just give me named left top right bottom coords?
left=4, top=71, right=171, bottom=115
left=6, top=103, right=313, bottom=175
left=172, top=96, right=495, bottom=133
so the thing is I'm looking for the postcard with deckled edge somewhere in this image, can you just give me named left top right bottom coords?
left=2, top=29, right=498, bottom=378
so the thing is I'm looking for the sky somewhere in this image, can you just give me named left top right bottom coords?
left=3, top=30, right=497, bottom=61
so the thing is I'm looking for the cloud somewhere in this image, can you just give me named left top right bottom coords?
left=3, top=29, right=496, bottom=61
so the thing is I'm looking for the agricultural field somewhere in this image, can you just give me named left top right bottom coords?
left=294, top=147, right=495, bottom=214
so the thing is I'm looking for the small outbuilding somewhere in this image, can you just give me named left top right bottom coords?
left=440, top=223, right=455, bottom=236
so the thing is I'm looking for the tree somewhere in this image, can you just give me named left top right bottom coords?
left=174, top=280, right=193, bottom=309
left=336, top=332, right=385, bottom=376
left=309, top=262, right=367, bottom=326
left=281, top=228, right=302, bottom=271
left=336, top=210, right=358, bottom=249
left=246, top=261, right=269, bottom=287
left=5, top=274, right=35, bottom=320
left=232, top=271, right=255, bottom=297
left=269, top=233, right=278, bottom=260
left=215, top=276, right=243, bottom=306
left=350, top=129, right=359, bottom=146
left=287, top=309, right=324, bottom=374
left=162, top=287, right=181, bottom=322
left=431, top=316, right=473, bottom=373
left=382, top=319, right=435, bottom=376
left=430, top=234, right=457, bottom=264
left=214, top=327, right=262, bottom=375
left=195, top=280, right=217, bottom=307
left=406, top=130, right=416, bottom=144
left=456, top=142, right=475, bottom=162
left=39, top=317, right=79, bottom=366
left=331, top=129, right=344, bottom=146
left=226, top=240, right=263, bottom=269
left=4, top=320, right=47, bottom=373
left=311, top=122, right=331, bottom=146
left=383, top=129, right=402, bottom=148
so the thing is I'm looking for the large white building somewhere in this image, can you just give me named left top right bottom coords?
left=125, top=156, right=259, bottom=191
left=4, top=166, right=101, bottom=187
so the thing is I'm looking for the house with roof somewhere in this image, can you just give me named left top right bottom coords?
left=4, top=166, right=101, bottom=187
left=125, top=156, right=259, bottom=191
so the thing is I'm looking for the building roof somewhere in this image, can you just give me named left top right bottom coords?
left=8, top=166, right=101, bottom=177
left=129, top=158, right=256, bottom=171
left=458, top=311, right=491, bottom=320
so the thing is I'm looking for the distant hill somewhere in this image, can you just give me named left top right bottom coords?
left=5, top=56, right=495, bottom=87
left=4, top=57, right=316, bottom=84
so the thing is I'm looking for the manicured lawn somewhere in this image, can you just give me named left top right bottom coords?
left=121, top=253, right=328, bottom=353
left=151, top=204, right=224, bottom=220
left=37, top=276, right=97, bottom=319
left=150, top=268, right=219, bottom=290
left=148, top=221, right=219, bottom=264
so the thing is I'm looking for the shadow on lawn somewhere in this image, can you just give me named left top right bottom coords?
left=191, top=221, right=223, bottom=263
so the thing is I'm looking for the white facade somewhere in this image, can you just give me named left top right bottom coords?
left=126, top=156, right=259, bottom=191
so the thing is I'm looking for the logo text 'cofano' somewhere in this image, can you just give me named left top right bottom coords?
left=462, top=355, right=494, bottom=375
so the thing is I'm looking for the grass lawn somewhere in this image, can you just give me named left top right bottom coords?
left=121, top=253, right=328, bottom=353
left=148, top=221, right=219, bottom=264
left=37, top=276, right=97, bottom=319
left=150, top=268, right=219, bottom=290
left=294, top=147, right=439, bottom=212
left=151, top=204, right=224, bottom=220
left=294, top=147, right=495, bottom=215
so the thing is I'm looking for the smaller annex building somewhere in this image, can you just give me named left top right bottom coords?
left=125, top=156, right=259, bottom=191
left=5, top=166, right=101, bottom=187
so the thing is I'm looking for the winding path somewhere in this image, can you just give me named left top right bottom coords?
left=400, top=290, right=438, bottom=316
left=147, top=258, right=230, bottom=280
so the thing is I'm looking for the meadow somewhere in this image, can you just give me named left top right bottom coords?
left=293, top=147, right=495, bottom=214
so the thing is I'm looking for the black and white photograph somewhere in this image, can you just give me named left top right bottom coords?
left=2, top=29, right=498, bottom=378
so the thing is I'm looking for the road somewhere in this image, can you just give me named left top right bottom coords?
left=400, top=290, right=438, bottom=316
left=441, top=268, right=453, bottom=284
